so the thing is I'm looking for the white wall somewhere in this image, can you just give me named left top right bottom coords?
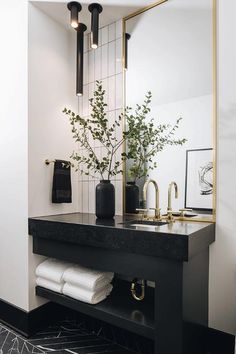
left=28, top=3, right=80, bottom=310
left=148, top=95, right=213, bottom=212
left=0, top=0, right=29, bottom=310
left=126, top=0, right=212, bottom=107
left=209, top=0, right=236, bottom=335
left=28, top=4, right=78, bottom=218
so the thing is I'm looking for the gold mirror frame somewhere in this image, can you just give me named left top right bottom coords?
left=122, top=0, right=217, bottom=223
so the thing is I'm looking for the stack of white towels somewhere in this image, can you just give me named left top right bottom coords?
left=36, top=258, right=114, bottom=305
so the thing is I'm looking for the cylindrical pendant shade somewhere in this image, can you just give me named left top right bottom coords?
left=76, top=23, right=87, bottom=96
left=125, top=33, right=131, bottom=70
left=67, top=2, right=82, bottom=29
left=88, top=3, right=103, bottom=49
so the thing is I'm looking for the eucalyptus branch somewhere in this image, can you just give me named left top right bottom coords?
left=124, top=91, right=187, bottom=181
left=82, top=127, right=104, bottom=180
left=113, top=137, right=126, bottom=156
left=63, top=81, right=128, bottom=180
left=64, top=85, right=186, bottom=182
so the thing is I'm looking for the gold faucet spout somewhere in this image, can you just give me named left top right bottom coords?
left=143, top=179, right=161, bottom=219
left=168, top=181, right=178, bottom=211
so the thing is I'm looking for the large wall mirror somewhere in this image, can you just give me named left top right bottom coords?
left=123, top=0, right=216, bottom=222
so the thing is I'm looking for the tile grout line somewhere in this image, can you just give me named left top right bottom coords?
left=78, top=22, right=123, bottom=214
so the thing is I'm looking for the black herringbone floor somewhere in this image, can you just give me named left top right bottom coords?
left=0, top=319, right=137, bottom=354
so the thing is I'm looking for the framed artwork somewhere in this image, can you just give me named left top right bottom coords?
left=185, top=148, right=213, bottom=211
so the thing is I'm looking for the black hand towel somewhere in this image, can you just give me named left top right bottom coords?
left=52, top=160, right=72, bottom=203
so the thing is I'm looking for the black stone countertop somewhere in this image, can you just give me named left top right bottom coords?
left=29, top=213, right=215, bottom=261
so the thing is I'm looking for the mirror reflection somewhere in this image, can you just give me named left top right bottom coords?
left=124, top=0, right=214, bottom=220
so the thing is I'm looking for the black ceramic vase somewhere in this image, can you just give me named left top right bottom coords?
left=125, top=181, right=139, bottom=213
left=96, top=180, right=115, bottom=219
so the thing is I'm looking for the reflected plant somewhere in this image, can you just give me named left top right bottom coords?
left=123, top=91, right=187, bottom=182
left=63, top=81, right=126, bottom=180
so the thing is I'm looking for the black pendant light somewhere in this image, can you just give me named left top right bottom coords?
left=88, top=3, right=103, bottom=49
left=67, top=2, right=82, bottom=29
left=125, top=33, right=131, bottom=70
left=76, top=23, right=87, bottom=96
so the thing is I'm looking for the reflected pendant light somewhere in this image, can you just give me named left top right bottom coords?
left=67, top=1, right=82, bottom=29
left=125, top=33, right=131, bottom=70
left=76, top=23, right=87, bottom=96
left=88, top=3, right=103, bottom=49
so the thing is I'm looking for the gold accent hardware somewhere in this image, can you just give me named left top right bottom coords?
left=123, top=0, right=168, bottom=21
left=45, top=160, right=74, bottom=168
left=136, top=208, right=148, bottom=218
left=179, top=208, right=193, bottom=218
left=167, top=181, right=178, bottom=221
left=143, top=179, right=161, bottom=220
left=168, top=181, right=178, bottom=211
left=212, top=0, right=217, bottom=223
left=166, top=210, right=174, bottom=222
left=45, top=159, right=56, bottom=165
left=131, top=279, right=145, bottom=301
left=149, top=207, right=161, bottom=219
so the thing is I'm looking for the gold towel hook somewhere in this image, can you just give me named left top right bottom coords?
left=131, top=279, right=146, bottom=301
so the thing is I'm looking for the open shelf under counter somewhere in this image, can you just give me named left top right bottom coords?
left=30, top=212, right=215, bottom=354
left=36, top=279, right=155, bottom=340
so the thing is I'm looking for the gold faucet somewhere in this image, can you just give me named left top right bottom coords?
left=143, top=179, right=161, bottom=220
left=167, top=181, right=178, bottom=221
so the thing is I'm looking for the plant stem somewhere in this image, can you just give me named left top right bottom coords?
left=113, top=138, right=126, bottom=156
left=107, top=147, right=115, bottom=180
left=83, top=127, right=104, bottom=180
left=110, top=159, right=123, bottom=176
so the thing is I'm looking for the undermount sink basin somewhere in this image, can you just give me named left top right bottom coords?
left=122, top=220, right=168, bottom=227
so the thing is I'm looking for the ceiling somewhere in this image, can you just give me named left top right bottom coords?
left=32, top=0, right=153, bottom=32
left=31, top=0, right=212, bottom=33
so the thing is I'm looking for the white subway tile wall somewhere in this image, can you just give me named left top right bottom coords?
left=108, top=41, right=116, bottom=76
left=101, top=26, right=108, bottom=46
left=78, top=20, right=123, bottom=215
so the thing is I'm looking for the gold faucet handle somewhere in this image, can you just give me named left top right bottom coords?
left=149, top=207, right=161, bottom=219
left=167, top=210, right=174, bottom=222
left=179, top=208, right=193, bottom=217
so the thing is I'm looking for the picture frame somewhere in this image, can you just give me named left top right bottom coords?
left=185, top=148, right=213, bottom=211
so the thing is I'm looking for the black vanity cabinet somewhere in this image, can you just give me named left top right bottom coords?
left=29, top=213, right=215, bottom=354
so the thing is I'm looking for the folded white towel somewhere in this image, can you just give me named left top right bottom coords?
left=63, top=265, right=114, bottom=292
left=36, top=258, right=73, bottom=283
left=36, top=277, right=64, bottom=293
left=63, top=283, right=113, bottom=304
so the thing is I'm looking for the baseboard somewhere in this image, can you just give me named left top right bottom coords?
left=0, top=298, right=235, bottom=354
left=0, top=298, right=65, bottom=337
left=183, top=322, right=235, bottom=354
left=205, top=326, right=235, bottom=354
